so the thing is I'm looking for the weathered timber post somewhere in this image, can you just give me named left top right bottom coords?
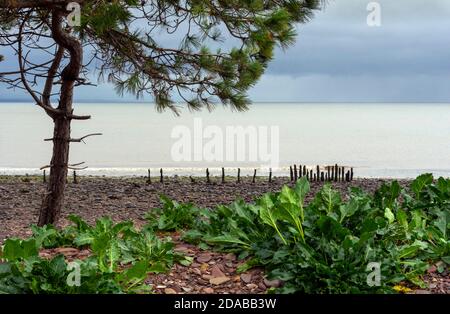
left=269, top=168, right=272, bottom=183
left=222, top=167, right=225, bottom=183
left=73, top=171, right=78, bottom=184
left=351, top=168, right=354, bottom=181
left=237, top=168, right=241, bottom=183
left=206, top=168, right=210, bottom=183
left=43, top=170, right=46, bottom=183
left=334, top=164, right=338, bottom=182
left=252, top=169, right=257, bottom=183
left=290, top=166, right=294, bottom=181
left=294, top=164, right=298, bottom=181
left=160, top=168, right=163, bottom=183
left=146, top=169, right=151, bottom=184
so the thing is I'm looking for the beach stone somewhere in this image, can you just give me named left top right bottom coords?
left=246, top=283, right=258, bottom=290
left=415, top=290, right=431, bottom=294
left=203, top=287, right=214, bottom=294
left=125, top=202, right=136, bottom=208
left=224, top=253, right=236, bottom=261
left=263, top=278, right=283, bottom=288
left=428, top=265, right=437, bottom=273
left=210, top=276, right=230, bottom=285
left=200, top=263, right=209, bottom=272
left=240, top=273, right=252, bottom=284
left=197, top=253, right=212, bottom=263
left=211, top=265, right=226, bottom=278
left=164, top=288, right=177, bottom=294
left=174, top=245, right=190, bottom=252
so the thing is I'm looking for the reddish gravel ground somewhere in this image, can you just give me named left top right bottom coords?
left=1, top=176, right=448, bottom=294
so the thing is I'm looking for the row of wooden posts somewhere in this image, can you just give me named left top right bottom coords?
left=143, top=164, right=354, bottom=184
left=289, top=164, right=354, bottom=182
left=42, top=165, right=354, bottom=184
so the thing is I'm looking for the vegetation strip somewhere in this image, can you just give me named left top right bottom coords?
left=0, top=174, right=448, bottom=293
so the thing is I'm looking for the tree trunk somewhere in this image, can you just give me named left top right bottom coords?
left=38, top=115, right=72, bottom=226
left=38, top=9, right=82, bottom=226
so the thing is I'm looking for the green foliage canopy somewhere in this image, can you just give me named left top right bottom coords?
left=0, top=0, right=324, bottom=112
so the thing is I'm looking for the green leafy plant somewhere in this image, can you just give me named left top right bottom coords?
left=0, top=215, right=191, bottom=294
left=182, top=175, right=449, bottom=293
left=145, top=195, right=200, bottom=231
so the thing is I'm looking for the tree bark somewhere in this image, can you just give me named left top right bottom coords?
left=38, top=9, right=82, bottom=226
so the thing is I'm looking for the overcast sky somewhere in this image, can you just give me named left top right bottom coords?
left=1, top=0, right=450, bottom=103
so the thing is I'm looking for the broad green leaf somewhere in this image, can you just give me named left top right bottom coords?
left=259, top=194, right=287, bottom=244
left=411, top=173, right=433, bottom=197
left=205, top=235, right=251, bottom=248
left=384, top=208, right=395, bottom=224
left=319, top=184, right=341, bottom=214
left=2, top=239, right=38, bottom=261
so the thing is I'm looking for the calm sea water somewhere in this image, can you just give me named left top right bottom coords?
left=0, top=102, right=449, bottom=178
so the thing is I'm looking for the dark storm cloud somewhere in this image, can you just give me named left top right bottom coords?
left=1, top=0, right=450, bottom=102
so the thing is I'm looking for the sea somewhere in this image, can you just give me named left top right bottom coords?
left=0, top=102, right=449, bottom=179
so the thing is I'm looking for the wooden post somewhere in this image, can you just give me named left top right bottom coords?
left=206, top=168, right=210, bottom=183
left=73, top=171, right=78, bottom=184
left=310, top=170, right=313, bottom=181
left=303, top=165, right=306, bottom=176
left=334, top=164, right=338, bottom=182
left=160, top=168, right=163, bottom=183
left=341, top=167, right=345, bottom=182
left=290, top=166, right=294, bottom=181
left=351, top=168, right=354, bottom=181
left=222, top=167, right=225, bottom=183
left=316, top=165, right=320, bottom=181
left=146, top=169, right=151, bottom=184
left=338, top=167, right=341, bottom=182
left=269, top=168, right=272, bottom=183
left=298, top=164, right=302, bottom=178
left=313, top=173, right=316, bottom=181
left=237, top=168, right=241, bottom=183
left=320, top=172, right=324, bottom=182
left=252, top=169, right=257, bottom=183
left=346, top=170, right=350, bottom=182
left=306, top=170, right=309, bottom=181
left=43, top=170, right=46, bottom=183
left=294, top=164, right=298, bottom=181
left=327, top=166, right=330, bottom=182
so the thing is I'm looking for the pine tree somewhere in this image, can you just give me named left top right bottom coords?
left=0, top=0, right=324, bottom=226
